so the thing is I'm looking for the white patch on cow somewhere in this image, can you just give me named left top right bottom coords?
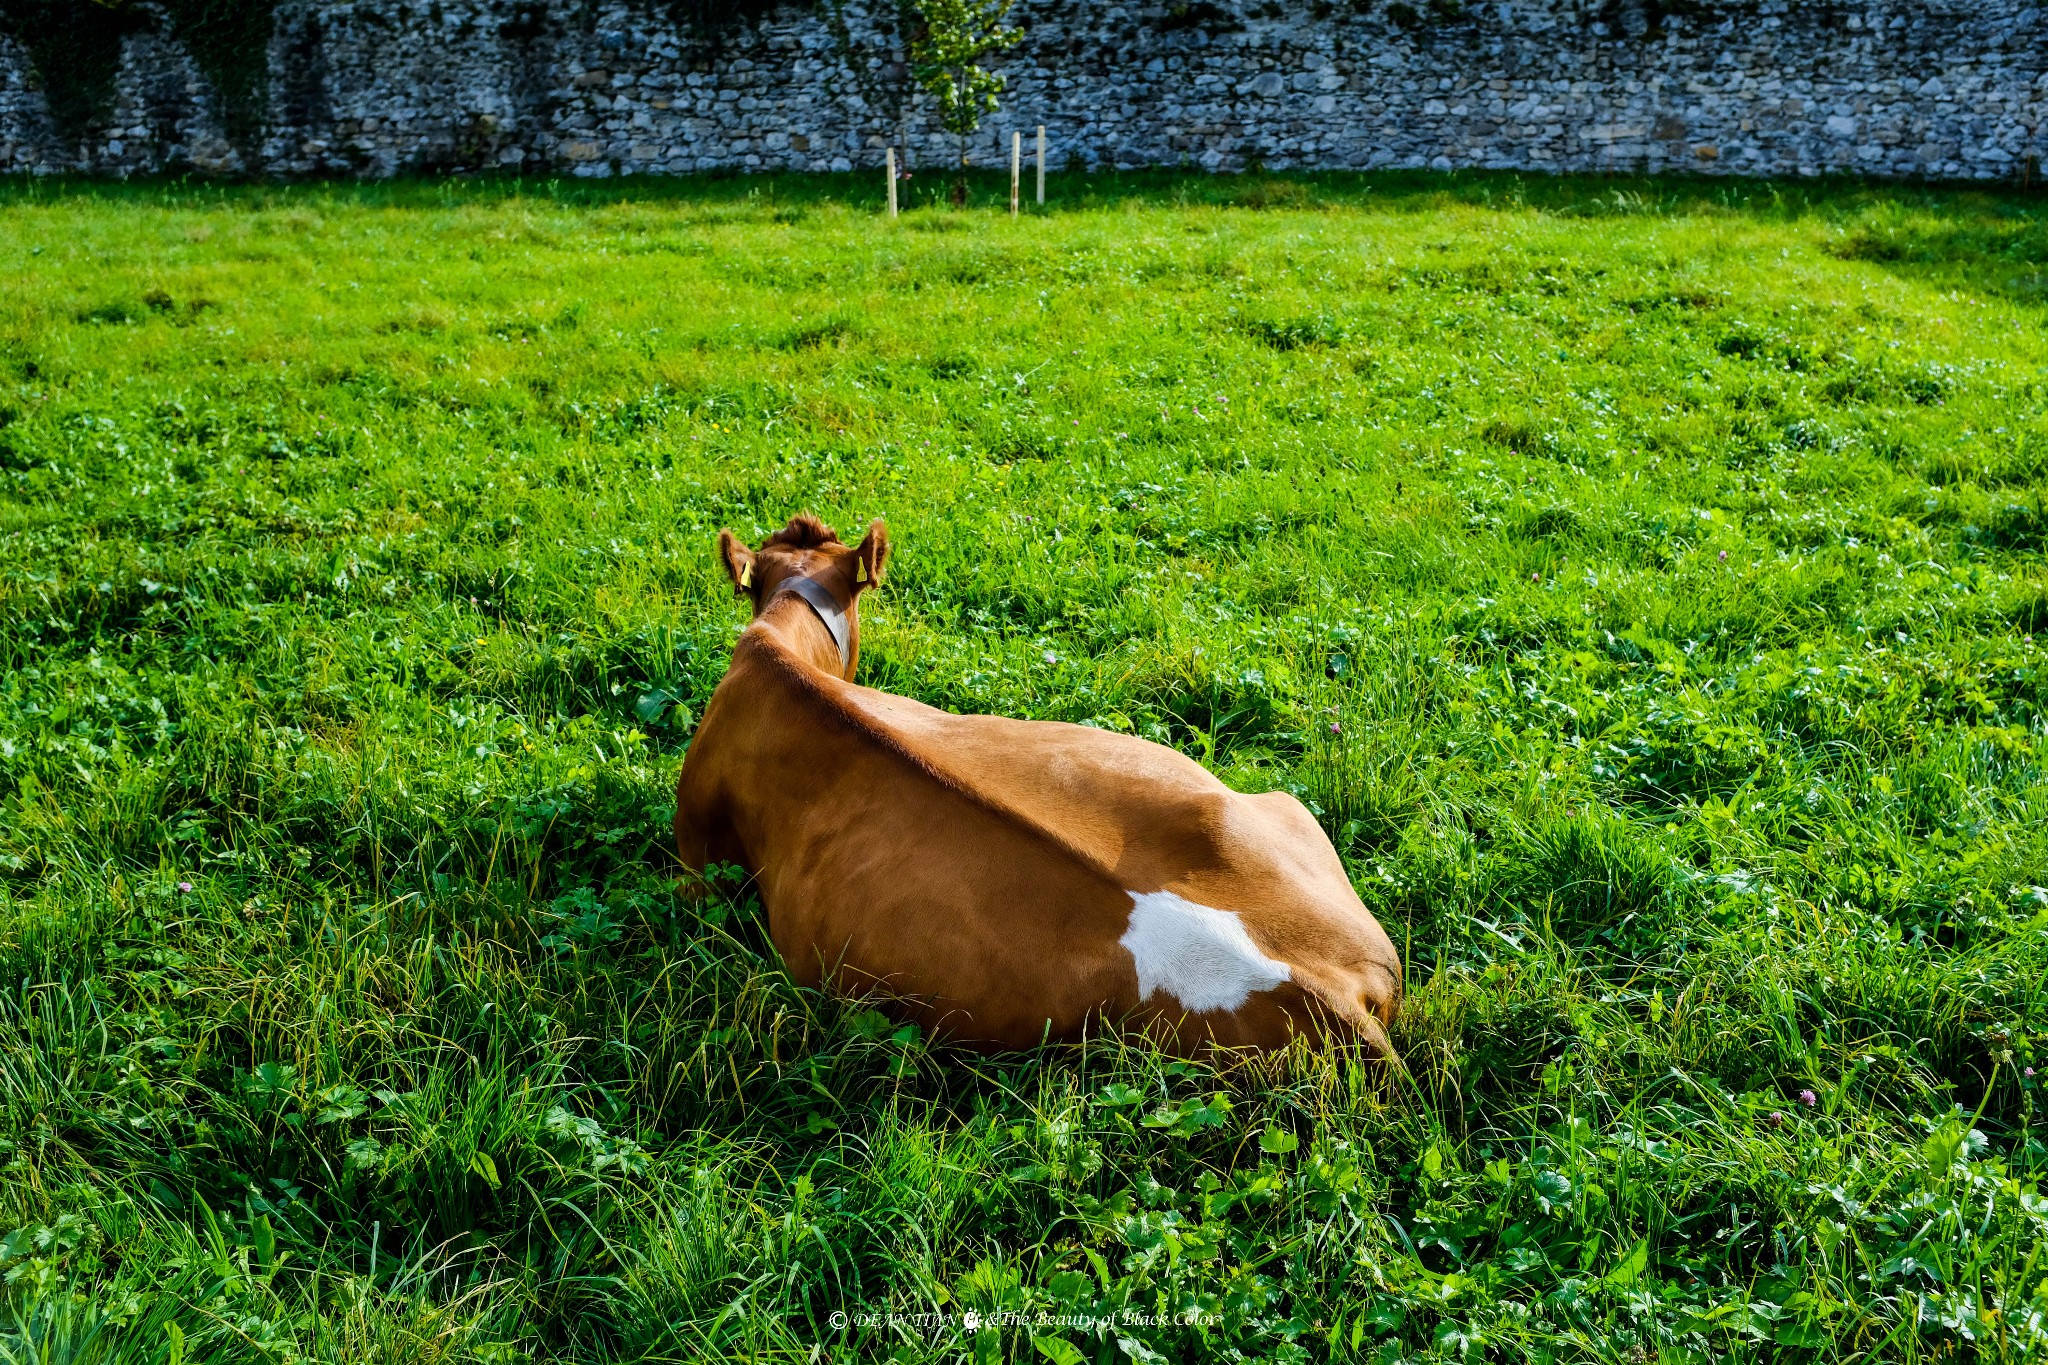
left=1119, top=890, right=1291, bottom=1013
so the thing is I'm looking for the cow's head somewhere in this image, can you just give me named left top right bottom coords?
left=718, top=514, right=889, bottom=679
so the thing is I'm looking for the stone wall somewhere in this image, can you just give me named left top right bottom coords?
left=1, top=0, right=2042, bottom=180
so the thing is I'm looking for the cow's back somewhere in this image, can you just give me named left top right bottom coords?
left=677, top=641, right=1400, bottom=1052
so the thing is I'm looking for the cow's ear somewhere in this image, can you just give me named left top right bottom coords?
left=718, top=529, right=755, bottom=596
left=852, top=519, right=889, bottom=592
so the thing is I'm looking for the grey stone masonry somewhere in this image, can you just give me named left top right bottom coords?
left=1, top=0, right=2042, bottom=180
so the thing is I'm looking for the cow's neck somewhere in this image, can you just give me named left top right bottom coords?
left=755, top=588, right=851, bottom=679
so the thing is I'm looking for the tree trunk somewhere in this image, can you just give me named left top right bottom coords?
left=953, top=129, right=968, bottom=206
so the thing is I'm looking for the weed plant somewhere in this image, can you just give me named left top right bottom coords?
left=2, top=170, right=2047, bottom=1361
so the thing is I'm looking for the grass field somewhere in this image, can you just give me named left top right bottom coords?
left=3, top=168, right=2048, bottom=1362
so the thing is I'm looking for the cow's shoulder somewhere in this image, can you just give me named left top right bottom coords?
left=829, top=683, right=1245, bottom=888
left=725, top=639, right=1132, bottom=884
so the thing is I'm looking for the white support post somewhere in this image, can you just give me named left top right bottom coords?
left=1036, top=125, right=1046, bottom=204
left=885, top=147, right=898, bottom=218
left=1010, top=131, right=1021, bottom=215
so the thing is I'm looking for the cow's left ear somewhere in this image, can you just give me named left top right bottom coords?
left=852, top=519, right=889, bottom=592
left=718, top=529, right=756, bottom=596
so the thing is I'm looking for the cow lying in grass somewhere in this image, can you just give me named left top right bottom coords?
left=673, top=514, right=1402, bottom=1058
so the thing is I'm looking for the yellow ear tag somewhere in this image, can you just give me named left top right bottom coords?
left=856, top=557, right=869, bottom=584
left=738, top=561, right=753, bottom=589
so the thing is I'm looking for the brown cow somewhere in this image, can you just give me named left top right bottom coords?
left=672, top=514, right=1402, bottom=1057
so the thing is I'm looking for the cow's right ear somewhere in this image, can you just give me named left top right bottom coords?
left=718, top=529, right=756, bottom=596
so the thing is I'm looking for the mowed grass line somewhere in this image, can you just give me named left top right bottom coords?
left=0, top=170, right=2045, bottom=1360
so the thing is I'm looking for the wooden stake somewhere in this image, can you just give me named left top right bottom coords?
left=1010, top=131, right=1021, bottom=215
left=1036, top=125, right=1046, bottom=204
left=885, top=147, right=898, bottom=218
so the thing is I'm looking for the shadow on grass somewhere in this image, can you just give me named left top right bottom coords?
left=4, top=164, right=2044, bottom=222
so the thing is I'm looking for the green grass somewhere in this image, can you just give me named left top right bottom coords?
left=2, top=168, right=2047, bottom=1362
